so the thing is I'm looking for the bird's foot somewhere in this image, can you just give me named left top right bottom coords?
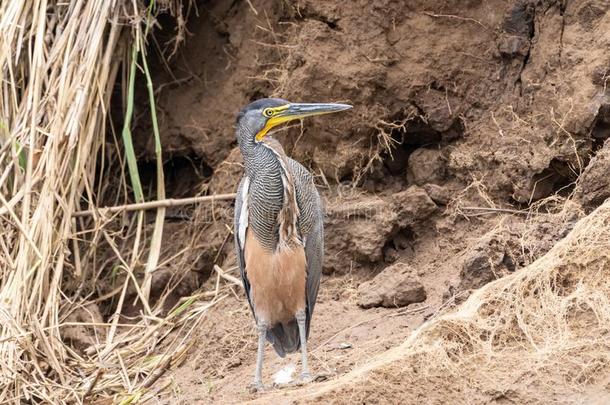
left=248, top=381, right=266, bottom=393
left=292, top=372, right=330, bottom=386
left=298, top=372, right=314, bottom=384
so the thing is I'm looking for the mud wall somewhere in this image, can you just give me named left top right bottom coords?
left=133, top=0, right=609, bottom=287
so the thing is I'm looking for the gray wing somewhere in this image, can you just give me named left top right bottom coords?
left=288, top=159, right=324, bottom=338
left=304, top=204, right=323, bottom=338
left=234, top=176, right=254, bottom=315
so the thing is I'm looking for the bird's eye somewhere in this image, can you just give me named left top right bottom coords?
left=263, top=108, right=274, bottom=118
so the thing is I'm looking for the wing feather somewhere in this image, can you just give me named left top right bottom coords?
left=286, top=158, right=324, bottom=338
left=234, top=176, right=254, bottom=315
left=304, top=217, right=323, bottom=338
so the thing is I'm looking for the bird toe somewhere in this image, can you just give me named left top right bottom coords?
left=298, top=372, right=314, bottom=384
left=248, top=381, right=266, bottom=393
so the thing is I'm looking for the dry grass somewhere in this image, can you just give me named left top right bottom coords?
left=0, top=1, right=223, bottom=403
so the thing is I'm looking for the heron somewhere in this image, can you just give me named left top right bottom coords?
left=233, top=98, right=352, bottom=391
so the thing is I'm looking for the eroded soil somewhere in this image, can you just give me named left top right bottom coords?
left=123, top=0, right=610, bottom=403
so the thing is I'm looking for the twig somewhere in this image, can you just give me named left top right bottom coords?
left=213, top=228, right=233, bottom=264
left=141, top=345, right=186, bottom=389
left=423, top=11, right=489, bottom=30
left=245, top=0, right=258, bottom=15
left=213, top=265, right=243, bottom=289
left=72, top=193, right=236, bottom=217
left=461, top=206, right=540, bottom=215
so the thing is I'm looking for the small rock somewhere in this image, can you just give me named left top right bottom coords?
left=591, top=104, right=610, bottom=140
left=512, top=168, right=564, bottom=203
left=314, top=374, right=330, bottom=382
left=461, top=251, right=503, bottom=289
left=227, top=358, right=242, bottom=369
left=324, top=186, right=436, bottom=272
left=423, top=183, right=452, bottom=205
left=357, top=262, right=427, bottom=308
left=383, top=246, right=400, bottom=263
left=575, top=139, right=610, bottom=209
left=503, top=2, right=534, bottom=34
left=458, top=228, right=519, bottom=291
left=392, top=186, right=438, bottom=221
left=414, top=89, right=458, bottom=132
left=408, top=148, right=446, bottom=186
left=497, top=35, right=530, bottom=58
left=386, top=29, right=401, bottom=45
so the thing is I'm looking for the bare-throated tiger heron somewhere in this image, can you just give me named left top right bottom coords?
left=233, top=98, right=352, bottom=391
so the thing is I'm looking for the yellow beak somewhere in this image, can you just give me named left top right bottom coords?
left=256, top=102, right=353, bottom=141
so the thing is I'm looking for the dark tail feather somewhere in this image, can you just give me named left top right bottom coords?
left=266, top=319, right=301, bottom=358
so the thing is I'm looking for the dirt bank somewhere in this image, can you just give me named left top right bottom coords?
left=128, top=0, right=610, bottom=403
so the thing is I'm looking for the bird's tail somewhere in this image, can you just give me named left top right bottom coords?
left=266, top=318, right=301, bottom=358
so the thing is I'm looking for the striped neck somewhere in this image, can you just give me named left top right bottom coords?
left=236, top=123, right=257, bottom=166
left=258, top=138, right=302, bottom=250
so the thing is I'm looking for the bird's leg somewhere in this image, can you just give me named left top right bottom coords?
left=295, top=309, right=313, bottom=382
left=251, top=321, right=267, bottom=392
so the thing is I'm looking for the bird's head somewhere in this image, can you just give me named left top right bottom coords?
left=235, top=98, right=352, bottom=145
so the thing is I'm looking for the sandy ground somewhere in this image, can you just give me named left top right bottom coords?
left=163, top=274, right=436, bottom=403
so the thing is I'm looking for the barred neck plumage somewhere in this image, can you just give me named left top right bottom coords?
left=260, top=137, right=302, bottom=250
left=237, top=122, right=301, bottom=251
left=236, top=121, right=257, bottom=164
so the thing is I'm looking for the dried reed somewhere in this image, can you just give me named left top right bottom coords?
left=0, top=1, right=217, bottom=403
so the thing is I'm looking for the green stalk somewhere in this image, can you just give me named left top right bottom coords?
left=121, top=44, right=144, bottom=203
left=139, top=25, right=165, bottom=301
left=13, top=140, right=27, bottom=170
left=123, top=39, right=146, bottom=311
